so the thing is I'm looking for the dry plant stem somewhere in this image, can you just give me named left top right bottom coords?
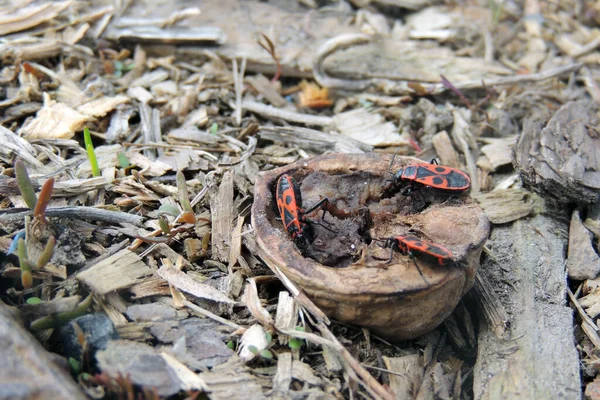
left=567, top=287, right=599, bottom=330
left=232, top=58, right=247, bottom=126
left=242, top=99, right=333, bottom=127
left=316, top=322, right=395, bottom=400
left=472, top=272, right=509, bottom=338
left=0, top=207, right=144, bottom=226
left=245, top=235, right=390, bottom=398
left=176, top=171, right=193, bottom=212
left=313, top=33, right=583, bottom=94
left=183, top=300, right=242, bottom=330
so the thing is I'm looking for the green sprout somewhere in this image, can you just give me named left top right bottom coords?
left=158, top=204, right=180, bottom=217
left=117, top=152, right=130, bottom=168
left=15, top=160, right=37, bottom=209
left=14, top=160, right=55, bottom=221
left=26, top=297, right=42, bottom=305
left=30, top=292, right=93, bottom=332
left=288, top=326, right=305, bottom=350
left=176, top=171, right=196, bottom=224
left=16, top=235, right=56, bottom=290
left=158, top=216, right=171, bottom=236
left=83, top=127, right=101, bottom=177
left=288, top=337, right=303, bottom=350
left=17, top=238, right=33, bottom=289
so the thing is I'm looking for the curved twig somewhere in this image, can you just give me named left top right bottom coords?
left=313, top=33, right=584, bottom=95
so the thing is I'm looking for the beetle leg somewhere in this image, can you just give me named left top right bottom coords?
left=408, top=251, right=430, bottom=285
left=304, top=198, right=330, bottom=221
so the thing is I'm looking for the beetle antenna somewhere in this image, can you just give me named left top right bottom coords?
left=386, top=147, right=402, bottom=178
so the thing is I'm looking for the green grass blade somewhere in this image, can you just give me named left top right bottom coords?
left=83, top=127, right=101, bottom=177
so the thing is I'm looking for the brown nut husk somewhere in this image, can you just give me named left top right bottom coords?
left=252, top=153, right=490, bottom=341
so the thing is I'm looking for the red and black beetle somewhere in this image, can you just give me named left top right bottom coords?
left=377, top=234, right=454, bottom=284
left=275, top=174, right=331, bottom=244
left=386, top=150, right=470, bottom=196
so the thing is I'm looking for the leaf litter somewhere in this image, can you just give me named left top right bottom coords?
left=0, top=0, right=598, bottom=399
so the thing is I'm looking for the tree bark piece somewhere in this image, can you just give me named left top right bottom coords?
left=567, top=210, right=600, bottom=280
left=0, top=302, right=87, bottom=400
left=210, top=171, right=234, bottom=263
left=514, top=100, right=600, bottom=205
left=473, top=214, right=581, bottom=399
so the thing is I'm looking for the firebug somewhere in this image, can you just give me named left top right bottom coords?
left=386, top=150, right=470, bottom=196
left=376, top=234, right=454, bottom=284
left=275, top=174, right=331, bottom=244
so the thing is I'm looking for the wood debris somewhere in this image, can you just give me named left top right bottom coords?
left=77, top=249, right=153, bottom=294
left=1, top=0, right=598, bottom=397
left=567, top=210, right=600, bottom=281
left=20, top=93, right=93, bottom=140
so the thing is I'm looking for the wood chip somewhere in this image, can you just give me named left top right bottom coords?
left=471, top=271, right=509, bottom=339
left=383, top=354, right=424, bottom=399
left=161, top=351, right=209, bottom=392
left=567, top=210, right=600, bottom=281
left=211, top=171, right=234, bottom=263
left=273, top=352, right=293, bottom=394
left=156, top=261, right=235, bottom=305
left=77, top=249, right=153, bottom=294
left=473, top=188, right=536, bottom=224
left=431, top=130, right=461, bottom=168
left=0, top=1, right=72, bottom=36
left=239, top=324, right=269, bottom=362
left=245, top=75, right=287, bottom=107
left=129, top=276, right=171, bottom=299
left=20, top=93, right=93, bottom=140
left=333, top=108, right=405, bottom=147
left=77, top=95, right=130, bottom=118
left=275, top=291, right=298, bottom=345
left=480, top=136, right=517, bottom=171
left=243, top=278, right=274, bottom=328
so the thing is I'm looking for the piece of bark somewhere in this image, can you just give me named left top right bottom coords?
left=184, top=238, right=205, bottom=262
left=156, top=263, right=236, bottom=305
left=0, top=1, right=72, bottom=36
left=431, top=130, right=460, bottom=169
left=473, top=214, right=581, bottom=399
left=383, top=354, right=424, bottom=399
left=567, top=210, right=600, bottom=280
left=245, top=75, right=287, bottom=107
left=480, top=136, right=517, bottom=171
left=210, top=171, right=234, bottom=263
left=274, top=291, right=298, bottom=345
left=258, top=126, right=372, bottom=154
left=273, top=352, right=293, bottom=395
left=77, top=249, right=153, bottom=294
left=333, top=108, right=406, bottom=147
left=0, top=302, right=87, bottom=400
left=198, top=357, right=266, bottom=400
left=19, top=93, right=93, bottom=140
left=472, top=189, right=536, bottom=224
left=514, top=100, right=600, bottom=205
left=470, top=271, right=510, bottom=339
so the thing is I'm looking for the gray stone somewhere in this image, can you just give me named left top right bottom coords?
left=59, top=313, right=119, bottom=363
left=96, top=340, right=181, bottom=397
